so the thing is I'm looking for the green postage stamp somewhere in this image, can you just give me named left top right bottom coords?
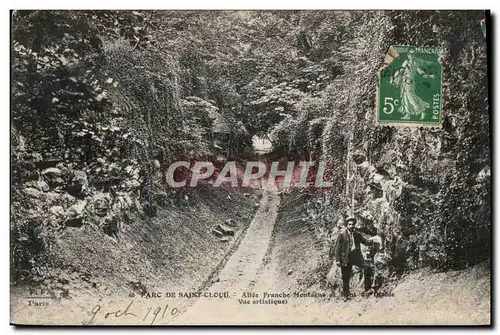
left=377, top=45, right=443, bottom=127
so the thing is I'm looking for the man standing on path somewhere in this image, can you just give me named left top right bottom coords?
left=335, top=217, right=374, bottom=301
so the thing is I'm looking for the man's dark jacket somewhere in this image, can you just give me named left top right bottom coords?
left=335, top=229, right=372, bottom=267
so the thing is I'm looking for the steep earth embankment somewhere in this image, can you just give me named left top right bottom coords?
left=11, top=186, right=260, bottom=324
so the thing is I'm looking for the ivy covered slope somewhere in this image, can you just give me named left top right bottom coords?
left=10, top=10, right=256, bottom=283
left=271, top=10, right=490, bottom=289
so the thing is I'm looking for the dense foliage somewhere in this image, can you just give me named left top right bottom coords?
left=11, top=10, right=490, bottom=283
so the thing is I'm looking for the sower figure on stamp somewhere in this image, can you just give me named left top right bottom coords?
left=335, top=216, right=375, bottom=301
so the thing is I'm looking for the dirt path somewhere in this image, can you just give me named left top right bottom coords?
left=10, top=183, right=490, bottom=325
left=175, top=184, right=280, bottom=324
left=173, top=184, right=490, bottom=325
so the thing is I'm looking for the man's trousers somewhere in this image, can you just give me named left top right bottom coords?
left=340, top=263, right=373, bottom=297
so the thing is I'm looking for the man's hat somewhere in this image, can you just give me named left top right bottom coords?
left=345, top=216, right=357, bottom=223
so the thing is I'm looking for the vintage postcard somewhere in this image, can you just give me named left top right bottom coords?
left=10, top=10, right=491, bottom=325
